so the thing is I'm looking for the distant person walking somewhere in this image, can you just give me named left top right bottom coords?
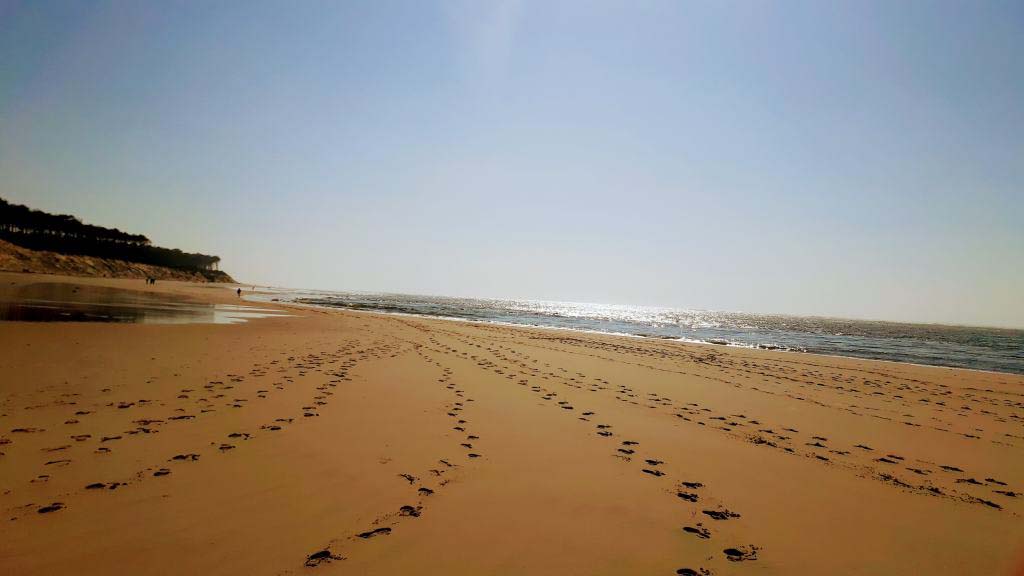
left=236, top=288, right=242, bottom=297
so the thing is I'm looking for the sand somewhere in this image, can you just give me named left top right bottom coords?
left=1, top=273, right=1022, bottom=575
left=0, top=239, right=235, bottom=283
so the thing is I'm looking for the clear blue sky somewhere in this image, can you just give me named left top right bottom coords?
left=2, top=1, right=1022, bottom=327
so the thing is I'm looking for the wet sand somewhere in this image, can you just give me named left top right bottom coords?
left=1, top=273, right=1022, bottom=575
left=0, top=279, right=287, bottom=324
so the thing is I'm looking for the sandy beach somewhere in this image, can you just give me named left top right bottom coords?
left=1, top=273, right=1022, bottom=575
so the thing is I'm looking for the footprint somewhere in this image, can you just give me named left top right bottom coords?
left=642, top=469, right=665, bottom=477
left=676, top=492, right=699, bottom=502
left=356, top=527, right=392, bottom=539
left=975, top=498, right=1002, bottom=510
left=38, top=502, right=64, bottom=514
left=723, top=545, right=759, bottom=562
left=703, top=509, right=740, bottom=520
left=305, top=549, right=343, bottom=567
left=399, top=505, right=422, bottom=517
left=683, top=525, right=710, bottom=539
left=153, top=468, right=171, bottom=477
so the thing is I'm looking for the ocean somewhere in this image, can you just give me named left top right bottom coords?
left=251, top=289, right=1024, bottom=376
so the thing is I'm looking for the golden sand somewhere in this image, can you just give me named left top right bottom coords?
left=1, top=274, right=1022, bottom=575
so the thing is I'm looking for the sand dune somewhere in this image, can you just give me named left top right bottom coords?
left=1, top=275, right=1022, bottom=575
left=0, top=240, right=234, bottom=283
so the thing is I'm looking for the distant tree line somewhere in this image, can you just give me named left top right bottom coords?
left=0, top=197, right=223, bottom=272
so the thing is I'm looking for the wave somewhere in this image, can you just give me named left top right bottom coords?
left=247, top=290, right=1024, bottom=375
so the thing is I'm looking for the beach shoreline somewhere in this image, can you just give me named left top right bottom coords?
left=268, top=295, right=1024, bottom=380
left=245, top=289, right=1024, bottom=376
left=1, top=273, right=1022, bottom=575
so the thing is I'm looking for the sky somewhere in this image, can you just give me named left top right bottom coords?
left=1, top=1, right=1022, bottom=327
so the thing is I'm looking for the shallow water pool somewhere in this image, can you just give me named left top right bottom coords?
left=0, top=282, right=289, bottom=324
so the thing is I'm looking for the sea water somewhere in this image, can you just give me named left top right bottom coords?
left=252, top=289, right=1024, bottom=375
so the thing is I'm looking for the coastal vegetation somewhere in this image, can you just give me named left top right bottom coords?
left=0, top=197, right=230, bottom=281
